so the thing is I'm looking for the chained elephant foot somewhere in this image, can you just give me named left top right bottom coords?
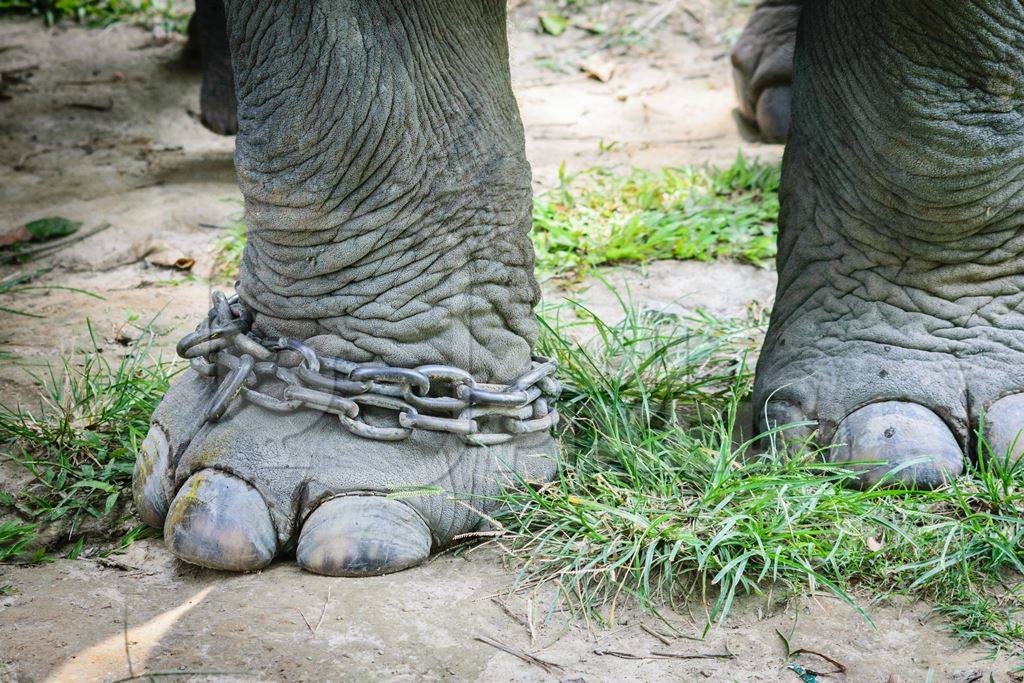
left=138, top=0, right=560, bottom=575
left=134, top=329, right=559, bottom=576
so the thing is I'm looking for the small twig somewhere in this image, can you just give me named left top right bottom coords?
left=593, top=649, right=644, bottom=660
left=650, top=649, right=734, bottom=660
left=790, top=648, right=847, bottom=675
left=491, top=598, right=530, bottom=630
left=640, top=623, right=674, bottom=646
left=298, top=608, right=314, bottom=634
left=122, top=602, right=134, bottom=680
left=593, top=645, right=735, bottom=662
left=313, top=587, right=331, bottom=635
left=111, top=669, right=249, bottom=682
left=4, top=222, right=111, bottom=263
left=474, top=636, right=562, bottom=674
left=526, top=596, right=536, bottom=646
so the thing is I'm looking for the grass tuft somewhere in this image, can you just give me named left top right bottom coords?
left=0, top=320, right=177, bottom=560
left=0, top=0, right=188, bottom=32
left=3, top=295, right=1024, bottom=656
left=533, top=155, right=779, bottom=279
left=495, top=298, right=1024, bottom=654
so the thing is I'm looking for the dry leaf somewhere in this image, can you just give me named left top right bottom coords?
left=0, top=225, right=31, bottom=247
left=866, top=536, right=884, bottom=552
left=579, top=57, right=616, bottom=83
left=147, top=244, right=195, bottom=270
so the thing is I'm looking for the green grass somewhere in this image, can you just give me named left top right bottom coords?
left=0, top=321, right=177, bottom=560
left=533, top=155, right=779, bottom=279
left=211, top=155, right=780, bottom=282
left=491, top=298, right=1024, bottom=656
left=211, top=205, right=248, bottom=281
left=3, top=294, right=1024, bottom=657
left=0, top=0, right=188, bottom=32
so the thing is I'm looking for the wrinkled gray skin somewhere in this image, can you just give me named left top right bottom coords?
left=136, top=0, right=1024, bottom=576
left=755, top=0, right=1024, bottom=488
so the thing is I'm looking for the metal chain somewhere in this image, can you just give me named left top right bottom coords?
left=177, top=292, right=560, bottom=446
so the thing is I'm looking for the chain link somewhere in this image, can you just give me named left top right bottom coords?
left=177, top=292, right=561, bottom=446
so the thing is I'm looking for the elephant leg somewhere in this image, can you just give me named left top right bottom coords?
left=134, top=0, right=557, bottom=575
left=754, top=0, right=1024, bottom=487
left=731, top=0, right=801, bottom=144
left=194, top=0, right=237, bottom=135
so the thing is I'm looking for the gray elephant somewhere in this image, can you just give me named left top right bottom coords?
left=135, top=0, right=1024, bottom=576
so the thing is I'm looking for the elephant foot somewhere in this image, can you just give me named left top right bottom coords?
left=139, top=0, right=558, bottom=575
left=730, top=1, right=800, bottom=144
left=134, top=323, right=558, bottom=575
left=754, top=239, right=1024, bottom=489
left=199, top=74, right=237, bottom=137
left=753, top=0, right=1024, bottom=489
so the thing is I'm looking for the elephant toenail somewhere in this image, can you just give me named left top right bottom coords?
left=831, top=401, right=963, bottom=490
left=133, top=424, right=173, bottom=529
left=165, top=469, right=277, bottom=572
left=296, top=496, right=432, bottom=577
left=982, top=394, right=1024, bottom=467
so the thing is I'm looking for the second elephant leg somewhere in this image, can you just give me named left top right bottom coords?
left=755, top=0, right=1024, bottom=486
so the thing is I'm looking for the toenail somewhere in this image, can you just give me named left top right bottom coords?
left=296, top=496, right=432, bottom=577
left=832, top=401, right=963, bottom=490
left=165, top=469, right=277, bottom=572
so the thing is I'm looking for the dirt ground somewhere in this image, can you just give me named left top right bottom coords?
left=0, top=3, right=1016, bottom=681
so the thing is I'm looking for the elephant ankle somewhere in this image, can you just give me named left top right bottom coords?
left=225, top=1, right=538, bottom=382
